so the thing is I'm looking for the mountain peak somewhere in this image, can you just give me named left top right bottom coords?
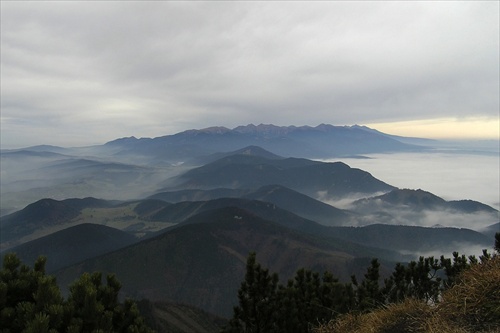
left=231, top=146, right=283, bottom=159
left=105, top=136, right=139, bottom=145
left=315, top=123, right=336, bottom=131
left=233, top=124, right=295, bottom=136
left=183, top=126, right=231, bottom=135
left=379, top=188, right=446, bottom=205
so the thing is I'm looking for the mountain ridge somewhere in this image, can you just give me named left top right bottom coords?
left=0, top=223, right=137, bottom=272
left=53, top=206, right=393, bottom=317
left=171, top=154, right=395, bottom=198
left=102, top=123, right=423, bottom=161
left=353, top=188, right=498, bottom=213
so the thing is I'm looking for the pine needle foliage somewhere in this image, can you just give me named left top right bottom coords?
left=0, top=253, right=154, bottom=333
left=227, top=233, right=500, bottom=333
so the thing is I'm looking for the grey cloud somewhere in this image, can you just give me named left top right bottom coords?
left=1, top=1, right=498, bottom=147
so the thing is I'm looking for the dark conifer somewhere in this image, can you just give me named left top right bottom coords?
left=0, top=253, right=154, bottom=333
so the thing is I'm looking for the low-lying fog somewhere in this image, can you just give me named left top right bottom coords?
left=326, top=150, right=500, bottom=211
left=318, top=148, right=499, bottom=244
left=328, top=145, right=499, bottom=259
left=0, top=152, right=190, bottom=216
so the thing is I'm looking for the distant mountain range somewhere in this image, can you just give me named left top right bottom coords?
left=0, top=123, right=427, bottom=213
left=102, top=123, right=423, bottom=162
left=0, top=124, right=498, bottom=330
left=3, top=123, right=423, bottom=161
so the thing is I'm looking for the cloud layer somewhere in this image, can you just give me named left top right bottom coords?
left=325, top=151, right=500, bottom=211
left=1, top=2, right=498, bottom=147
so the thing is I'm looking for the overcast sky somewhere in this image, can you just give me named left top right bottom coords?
left=1, top=1, right=499, bottom=148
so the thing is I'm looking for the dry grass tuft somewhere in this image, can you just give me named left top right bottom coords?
left=433, top=256, right=500, bottom=333
left=314, top=299, right=430, bottom=333
left=314, top=256, right=500, bottom=333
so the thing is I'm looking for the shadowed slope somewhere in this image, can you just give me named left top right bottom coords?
left=0, top=197, right=113, bottom=247
left=173, top=155, right=394, bottom=198
left=55, top=207, right=388, bottom=317
left=1, top=223, right=137, bottom=272
left=243, top=184, right=353, bottom=226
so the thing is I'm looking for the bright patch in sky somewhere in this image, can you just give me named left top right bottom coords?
left=368, top=117, right=500, bottom=139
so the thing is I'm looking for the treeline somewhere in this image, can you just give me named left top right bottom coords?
left=1, top=234, right=498, bottom=333
left=224, top=233, right=500, bottom=333
left=0, top=254, right=154, bottom=333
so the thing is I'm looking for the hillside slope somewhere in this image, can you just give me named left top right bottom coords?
left=243, top=184, right=353, bottom=226
left=0, top=223, right=137, bottom=272
left=172, top=155, right=394, bottom=198
left=55, top=207, right=388, bottom=317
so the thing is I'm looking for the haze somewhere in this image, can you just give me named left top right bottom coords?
left=328, top=151, right=500, bottom=210
left=1, top=1, right=499, bottom=148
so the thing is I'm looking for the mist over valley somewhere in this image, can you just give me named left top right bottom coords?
left=1, top=124, right=498, bottom=323
left=325, top=149, right=500, bottom=211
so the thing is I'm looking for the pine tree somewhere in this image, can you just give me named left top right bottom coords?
left=0, top=253, right=154, bottom=333
left=225, top=252, right=279, bottom=333
left=495, top=232, right=500, bottom=254
left=320, top=271, right=355, bottom=316
left=225, top=253, right=356, bottom=333
left=227, top=243, right=498, bottom=333
left=440, top=252, right=470, bottom=288
left=354, top=258, right=383, bottom=312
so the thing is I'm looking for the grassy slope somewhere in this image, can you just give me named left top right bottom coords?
left=314, top=255, right=500, bottom=333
